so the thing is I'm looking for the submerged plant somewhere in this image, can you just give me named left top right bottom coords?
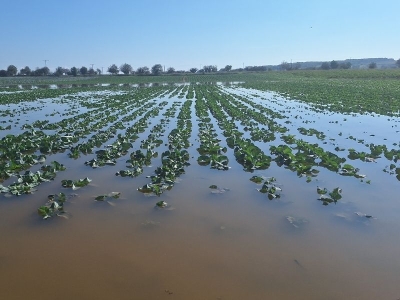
left=61, top=177, right=91, bottom=190
left=37, top=193, right=67, bottom=219
left=317, top=187, right=342, bottom=206
left=251, top=176, right=282, bottom=200
left=155, top=201, right=167, bottom=208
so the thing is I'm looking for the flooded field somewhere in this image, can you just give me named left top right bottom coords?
left=1, top=76, right=400, bottom=300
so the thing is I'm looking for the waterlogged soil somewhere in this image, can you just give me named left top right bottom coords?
left=1, top=83, right=400, bottom=300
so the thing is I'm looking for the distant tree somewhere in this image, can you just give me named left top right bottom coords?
left=245, top=65, right=267, bottom=71
left=71, top=67, right=78, bottom=77
left=54, top=66, right=64, bottom=76
left=80, top=66, right=88, bottom=75
left=224, top=65, right=232, bottom=71
left=7, top=65, right=18, bottom=76
left=0, top=70, right=7, bottom=77
left=189, top=68, right=198, bottom=73
left=280, top=61, right=290, bottom=71
left=396, top=59, right=400, bottom=68
left=136, top=66, right=150, bottom=75
left=34, top=67, right=41, bottom=76
left=292, top=62, right=301, bottom=70
left=88, top=68, right=96, bottom=75
left=33, top=67, right=50, bottom=76
left=151, top=64, right=163, bottom=75
left=339, top=62, right=351, bottom=69
left=282, top=61, right=301, bottom=71
left=330, top=60, right=339, bottom=69
left=368, top=62, right=377, bottom=69
left=19, top=66, right=31, bottom=76
left=120, top=63, right=133, bottom=75
left=167, top=67, right=175, bottom=74
left=96, top=68, right=102, bottom=75
left=203, top=65, right=217, bottom=72
left=43, top=67, right=50, bottom=76
left=108, top=64, right=119, bottom=75
left=320, top=62, right=330, bottom=70
left=136, top=67, right=142, bottom=75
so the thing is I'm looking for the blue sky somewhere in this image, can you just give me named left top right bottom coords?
left=1, top=0, right=399, bottom=71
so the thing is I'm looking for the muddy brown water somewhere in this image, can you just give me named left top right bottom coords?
left=1, top=87, right=400, bottom=300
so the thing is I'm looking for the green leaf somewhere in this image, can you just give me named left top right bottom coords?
left=38, top=206, right=51, bottom=219
left=329, top=187, right=342, bottom=201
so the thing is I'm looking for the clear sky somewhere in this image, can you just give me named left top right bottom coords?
left=1, top=0, right=399, bottom=72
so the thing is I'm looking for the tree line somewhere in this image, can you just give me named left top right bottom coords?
left=0, top=63, right=236, bottom=77
left=280, top=59, right=400, bottom=71
left=2, top=60, right=399, bottom=77
left=279, top=60, right=353, bottom=71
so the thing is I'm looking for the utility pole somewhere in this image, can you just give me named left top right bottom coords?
left=43, top=60, right=49, bottom=67
left=90, top=64, right=94, bottom=70
left=101, top=67, right=104, bottom=74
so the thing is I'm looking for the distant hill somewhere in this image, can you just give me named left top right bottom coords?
left=264, top=58, right=397, bottom=70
